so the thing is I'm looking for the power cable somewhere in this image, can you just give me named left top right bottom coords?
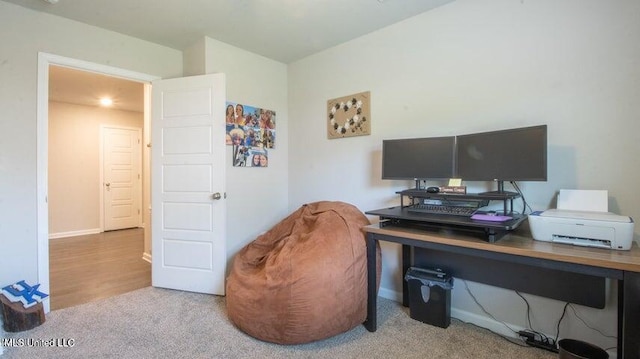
left=463, top=280, right=519, bottom=335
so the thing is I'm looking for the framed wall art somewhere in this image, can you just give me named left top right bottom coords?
left=327, top=91, right=370, bottom=139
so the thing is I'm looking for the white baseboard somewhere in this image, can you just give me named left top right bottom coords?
left=142, top=252, right=152, bottom=263
left=378, top=287, right=402, bottom=302
left=49, top=228, right=102, bottom=239
left=450, top=308, right=527, bottom=339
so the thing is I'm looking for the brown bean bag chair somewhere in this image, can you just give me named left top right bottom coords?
left=226, top=201, right=382, bottom=345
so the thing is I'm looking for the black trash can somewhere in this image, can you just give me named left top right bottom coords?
left=558, top=339, right=609, bottom=359
left=404, top=267, right=453, bottom=328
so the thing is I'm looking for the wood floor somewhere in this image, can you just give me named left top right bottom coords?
left=49, top=228, right=151, bottom=310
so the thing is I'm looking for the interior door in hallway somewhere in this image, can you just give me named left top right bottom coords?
left=103, top=126, right=142, bottom=231
left=151, top=74, right=227, bottom=295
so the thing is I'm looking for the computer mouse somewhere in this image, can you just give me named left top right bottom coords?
left=426, top=187, right=440, bottom=193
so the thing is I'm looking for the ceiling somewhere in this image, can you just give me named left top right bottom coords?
left=49, top=65, right=144, bottom=112
left=11, top=0, right=454, bottom=112
left=7, top=0, right=453, bottom=63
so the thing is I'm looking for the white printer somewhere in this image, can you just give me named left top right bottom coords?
left=528, top=190, right=635, bottom=250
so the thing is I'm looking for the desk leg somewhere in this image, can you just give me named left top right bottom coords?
left=402, top=244, right=411, bottom=307
left=364, top=234, right=377, bottom=332
left=621, top=271, right=640, bottom=359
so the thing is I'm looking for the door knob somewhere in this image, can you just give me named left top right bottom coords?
left=105, top=183, right=111, bottom=188
left=212, top=192, right=222, bottom=200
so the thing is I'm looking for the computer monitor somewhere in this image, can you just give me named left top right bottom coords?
left=455, top=125, right=547, bottom=193
left=382, top=136, right=456, bottom=186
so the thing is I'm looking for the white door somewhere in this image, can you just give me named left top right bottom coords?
left=103, top=126, right=142, bottom=231
left=151, top=74, right=227, bottom=295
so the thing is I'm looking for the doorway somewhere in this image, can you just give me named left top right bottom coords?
left=38, top=53, right=159, bottom=312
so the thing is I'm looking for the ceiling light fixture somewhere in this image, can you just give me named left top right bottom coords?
left=42, top=0, right=60, bottom=4
left=100, top=98, right=113, bottom=107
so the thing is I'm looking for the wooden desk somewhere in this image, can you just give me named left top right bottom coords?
left=363, top=223, right=640, bottom=359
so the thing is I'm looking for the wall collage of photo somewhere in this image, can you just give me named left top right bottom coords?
left=226, top=102, right=276, bottom=167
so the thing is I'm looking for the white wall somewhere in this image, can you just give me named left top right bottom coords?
left=189, top=37, right=290, bottom=265
left=0, top=1, right=182, bottom=289
left=288, top=0, right=640, bottom=352
left=48, top=101, right=143, bottom=236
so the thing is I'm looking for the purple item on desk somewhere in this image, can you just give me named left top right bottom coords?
left=470, top=214, right=513, bottom=222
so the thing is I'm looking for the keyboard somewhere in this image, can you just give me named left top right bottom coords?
left=407, top=204, right=477, bottom=217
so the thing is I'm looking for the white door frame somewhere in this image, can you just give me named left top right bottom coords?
left=36, top=52, right=159, bottom=312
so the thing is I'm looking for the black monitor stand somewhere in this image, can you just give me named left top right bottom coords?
left=479, top=180, right=518, bottom=196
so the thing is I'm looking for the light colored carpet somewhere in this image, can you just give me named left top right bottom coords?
left=1, top=287, right=556, bottom=359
